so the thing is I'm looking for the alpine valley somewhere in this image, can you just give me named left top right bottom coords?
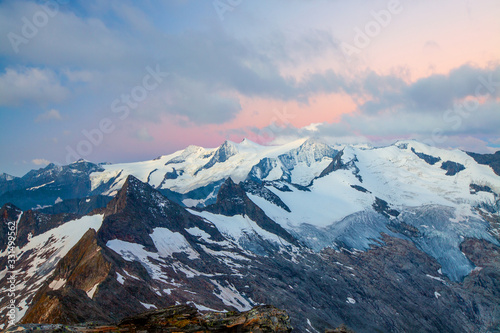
left=1, top=138, right=500, bottom=332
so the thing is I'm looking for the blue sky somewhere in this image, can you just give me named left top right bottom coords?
left=0, top=0, right=499, bottom=176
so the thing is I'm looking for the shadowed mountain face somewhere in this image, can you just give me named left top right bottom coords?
left=0, top=161, right=106, bottom=211
left=467, top=150, right=500, bottom=176
left=1, top=139, right=499, bottom=332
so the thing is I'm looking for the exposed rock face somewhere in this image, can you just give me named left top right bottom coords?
left=411, top=147, right=441, bottom=165
left=119, top=304, right=292, bottom=332
left=21, top=228, right=113, bottom=324
left=278, top=138, right=338, bottom=170
left=203, top=178, right=298, bottom=246
left=467, top=150, right=500, bottom=176
left=440, top=160, right=466, bottom=176
left=201, top=140, right=239, bottom=171
left=318, top=150, right=346, bottom=178
left=99, top=175, right=226, bottom=251
left=240, top=180, right=291, bottom=212
left=7, top=305, right=293, bottom=332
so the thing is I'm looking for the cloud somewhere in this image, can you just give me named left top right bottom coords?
left=32, top=158, right=50, bottom=166
left=423, top=40, right=441, bottom=51
left=0, top=67, right=68, bottom=106
left=35, top=109, right=62, bottom=122
left=135, top=127, right=154, bottom=142
left=244, top=64, right=500, bottom=151
left=358, top=64, right=500, bottom=114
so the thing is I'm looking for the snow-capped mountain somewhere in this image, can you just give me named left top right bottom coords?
left=1, top=138, right=499, bottom=332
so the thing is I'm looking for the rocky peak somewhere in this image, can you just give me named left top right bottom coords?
left=0, top=173, right=17, bottom=182
left=201, top=140, right=239, bottom=170
left=279, top=138, right=338, bottom=169
left=67, top=160, right=104, bottom=174
left=105, top=175, right=167, bottom=215
left=1, top=202, right=22, bottom=220
left=100, top=175, right=223, bottom=251
left=204, top=178, right=299, bottom=246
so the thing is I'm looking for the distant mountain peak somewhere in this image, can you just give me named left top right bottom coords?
left=200, top=140, right=239, bottom=171
left=0, top=172, right=17, bottom=182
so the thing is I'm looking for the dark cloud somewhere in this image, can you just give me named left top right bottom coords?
left=357, top=64, right=500, bottom=115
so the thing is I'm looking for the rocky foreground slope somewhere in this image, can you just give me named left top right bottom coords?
left=5, top=305, right=294, bottom=332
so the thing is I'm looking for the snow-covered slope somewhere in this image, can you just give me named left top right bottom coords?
left=0, top=214, right=103, bottom=323
left=89, top=138, right=339, bottom=195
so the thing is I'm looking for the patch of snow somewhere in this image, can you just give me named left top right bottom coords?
left=116, top=272, right=125, bottom=285
left=54, top=197, right=63, bottom=204
left=188, top=302, right=221, bottom=312
left=49, top=279, right=66, bottom=290
left=211, top=280, right=253, bottom=311
left=140, top=302, right=157, bottom=310
left=189, top=210, right=290, bottom=246
left=150, top=228, right=199, bottom=260
left=186, top=227, right=215, bottom=243
left=27, top=180, right=55, bottom=191
left=307, top=319, right=319, bottom=333
left=346, top=297, right=356, bottom=304
left=87, top=283, right=99, bottom=299
left=434, top=291, right=441, bottom=299
left=426, top=274, right=446, bottom=283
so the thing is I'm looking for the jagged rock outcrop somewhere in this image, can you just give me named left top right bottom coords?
left=441, top=160, right=466, bottom=176
left=200, top=140, right=239, bottom=171
left=467, top=150, right=500, bottom=176
left=7, top=305, right=293, bottom=332
left=318, top=150, right=346, bottom=178
left=119, top=304, right=292, bottom=332
left=99, top=175, right=225, bottom=251
left=204, top=178, right=299, bottom=246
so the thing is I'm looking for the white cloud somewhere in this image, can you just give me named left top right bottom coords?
left=32, top=158, right=50, bottom=166
left=0, top=67, right=68, bottom=106
left=35, top=109, right=62, bottom=122
left=136, top=127, right=154, bottom=142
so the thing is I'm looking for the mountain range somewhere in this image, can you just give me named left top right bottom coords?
left=1, top=138, right=499, bottom=332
